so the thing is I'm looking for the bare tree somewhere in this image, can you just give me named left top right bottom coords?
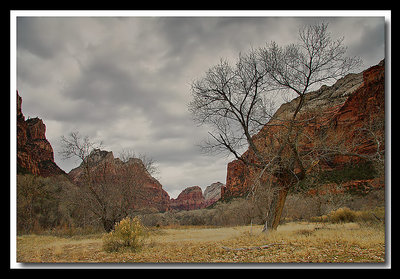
left=60, top=131, right=103, bottom=180
left=60, top=132, right=163, bottom=232
left=60, top=132, right=112, bottom=230
left=87, top=158, right=150, bottom=232
left=189, top=22, right=362, bottom=230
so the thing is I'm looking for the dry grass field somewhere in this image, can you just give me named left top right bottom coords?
left=16, top=222, right=386, bottom=264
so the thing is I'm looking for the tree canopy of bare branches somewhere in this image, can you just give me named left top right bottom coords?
left=189, top=22, right=362, bottom=230
left=60, top=132, right=160, bottom=232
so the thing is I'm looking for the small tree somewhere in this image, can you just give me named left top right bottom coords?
left=189, top=22, right=362, bottom=230
left=60, top=131, right=114, bottom=230
left=60, top=131, right=164, bottom=232
left=60, top=132, right=154, bottom=232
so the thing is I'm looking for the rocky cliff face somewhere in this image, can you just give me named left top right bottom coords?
left=170, top=182, right=225, bottom=211
left=68, top=149, right=171, bottom=212
left=17, top=91, right=65, bottom=177
left=331, top=61, right=385, bottom=163
left=222, top=60, right=385, bottom=199
left=204, top=182, right=224, bottom=207
left=170, top=186, right=205, bottom=211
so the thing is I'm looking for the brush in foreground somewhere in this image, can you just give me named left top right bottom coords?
left=102, top=217, right=148, bottom=253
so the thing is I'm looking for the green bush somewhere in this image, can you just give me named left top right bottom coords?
left=102, top=217, right=147, bottom=252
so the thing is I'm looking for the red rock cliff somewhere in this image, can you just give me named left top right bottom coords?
left=222, top=60, right=385, bottom=198
left=170, top=182, right=225, bottom=211
left=68, top=149, right=170, bottom=212
left=170, top=186, right=205, bottom=211
left=17, top=91, right=65, bottom=177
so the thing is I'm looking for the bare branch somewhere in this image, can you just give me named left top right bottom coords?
left=189, top=22, right=364, bottom=231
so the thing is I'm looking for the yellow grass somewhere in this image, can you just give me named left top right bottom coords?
left=16, top=222, right=386, bottom=264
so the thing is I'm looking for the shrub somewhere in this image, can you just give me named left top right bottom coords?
left=328, top=207, right=357, bottom=223
left=310, top=215, right=329, bottom=223
left=355, top=206, right=385, bottom=225
left=102, top=217, right=147, bottom=253
left=311, top=206, right=385, bottom=225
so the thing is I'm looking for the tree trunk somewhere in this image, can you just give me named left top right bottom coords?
left=102, top=218, right=115, bottom=233
left=266, top=183, right=290, bottom=231
left=271, top=186, right=289, bottom=230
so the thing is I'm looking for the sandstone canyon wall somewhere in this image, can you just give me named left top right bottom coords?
left=170, top=186, right=205, bottom=211
left=68, top=149, right=171, bottom=212
left=17, top=91, right=65, bottom=177
left=17, top=91, right=226, bottom=212
left=222, top=60, right=385, bottom=199
left=170, top=182, right=225, bottom=211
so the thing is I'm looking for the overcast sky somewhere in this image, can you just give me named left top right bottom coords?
left=15, top=12, right=386, bottom=198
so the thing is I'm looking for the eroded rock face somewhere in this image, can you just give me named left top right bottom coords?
left=331, top=61, right=385, bottom=164
left=170, top=186, right=205, bottom=211
left=170, top=182, right=225, bottom=211
left=223, top=60, right=385, bottom=199
left=204, top=182, right=224, bottom=207
left=17, top=91, right=65, bottom=177
left=68, top=149, right=171, bottom=212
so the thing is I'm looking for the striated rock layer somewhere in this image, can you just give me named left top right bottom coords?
left=17, top=91, right=65, bottom=177
left=204, top=182, right=224, bottom=207
left=222, top=60, right=385, bottom=199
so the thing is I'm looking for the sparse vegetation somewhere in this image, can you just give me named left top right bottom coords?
left=137, top=187, right=384, bottom=228
left=137, top=198, right=264, bottom=227
left=17, top=221, right=385, bottom=263
left=16, top=178, right=386, bottom=263
left=16, top=172, right=386, bottom=263
left=311, top=206, right=385, bottom=225
left=17, top=171, right=384, bottom=235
